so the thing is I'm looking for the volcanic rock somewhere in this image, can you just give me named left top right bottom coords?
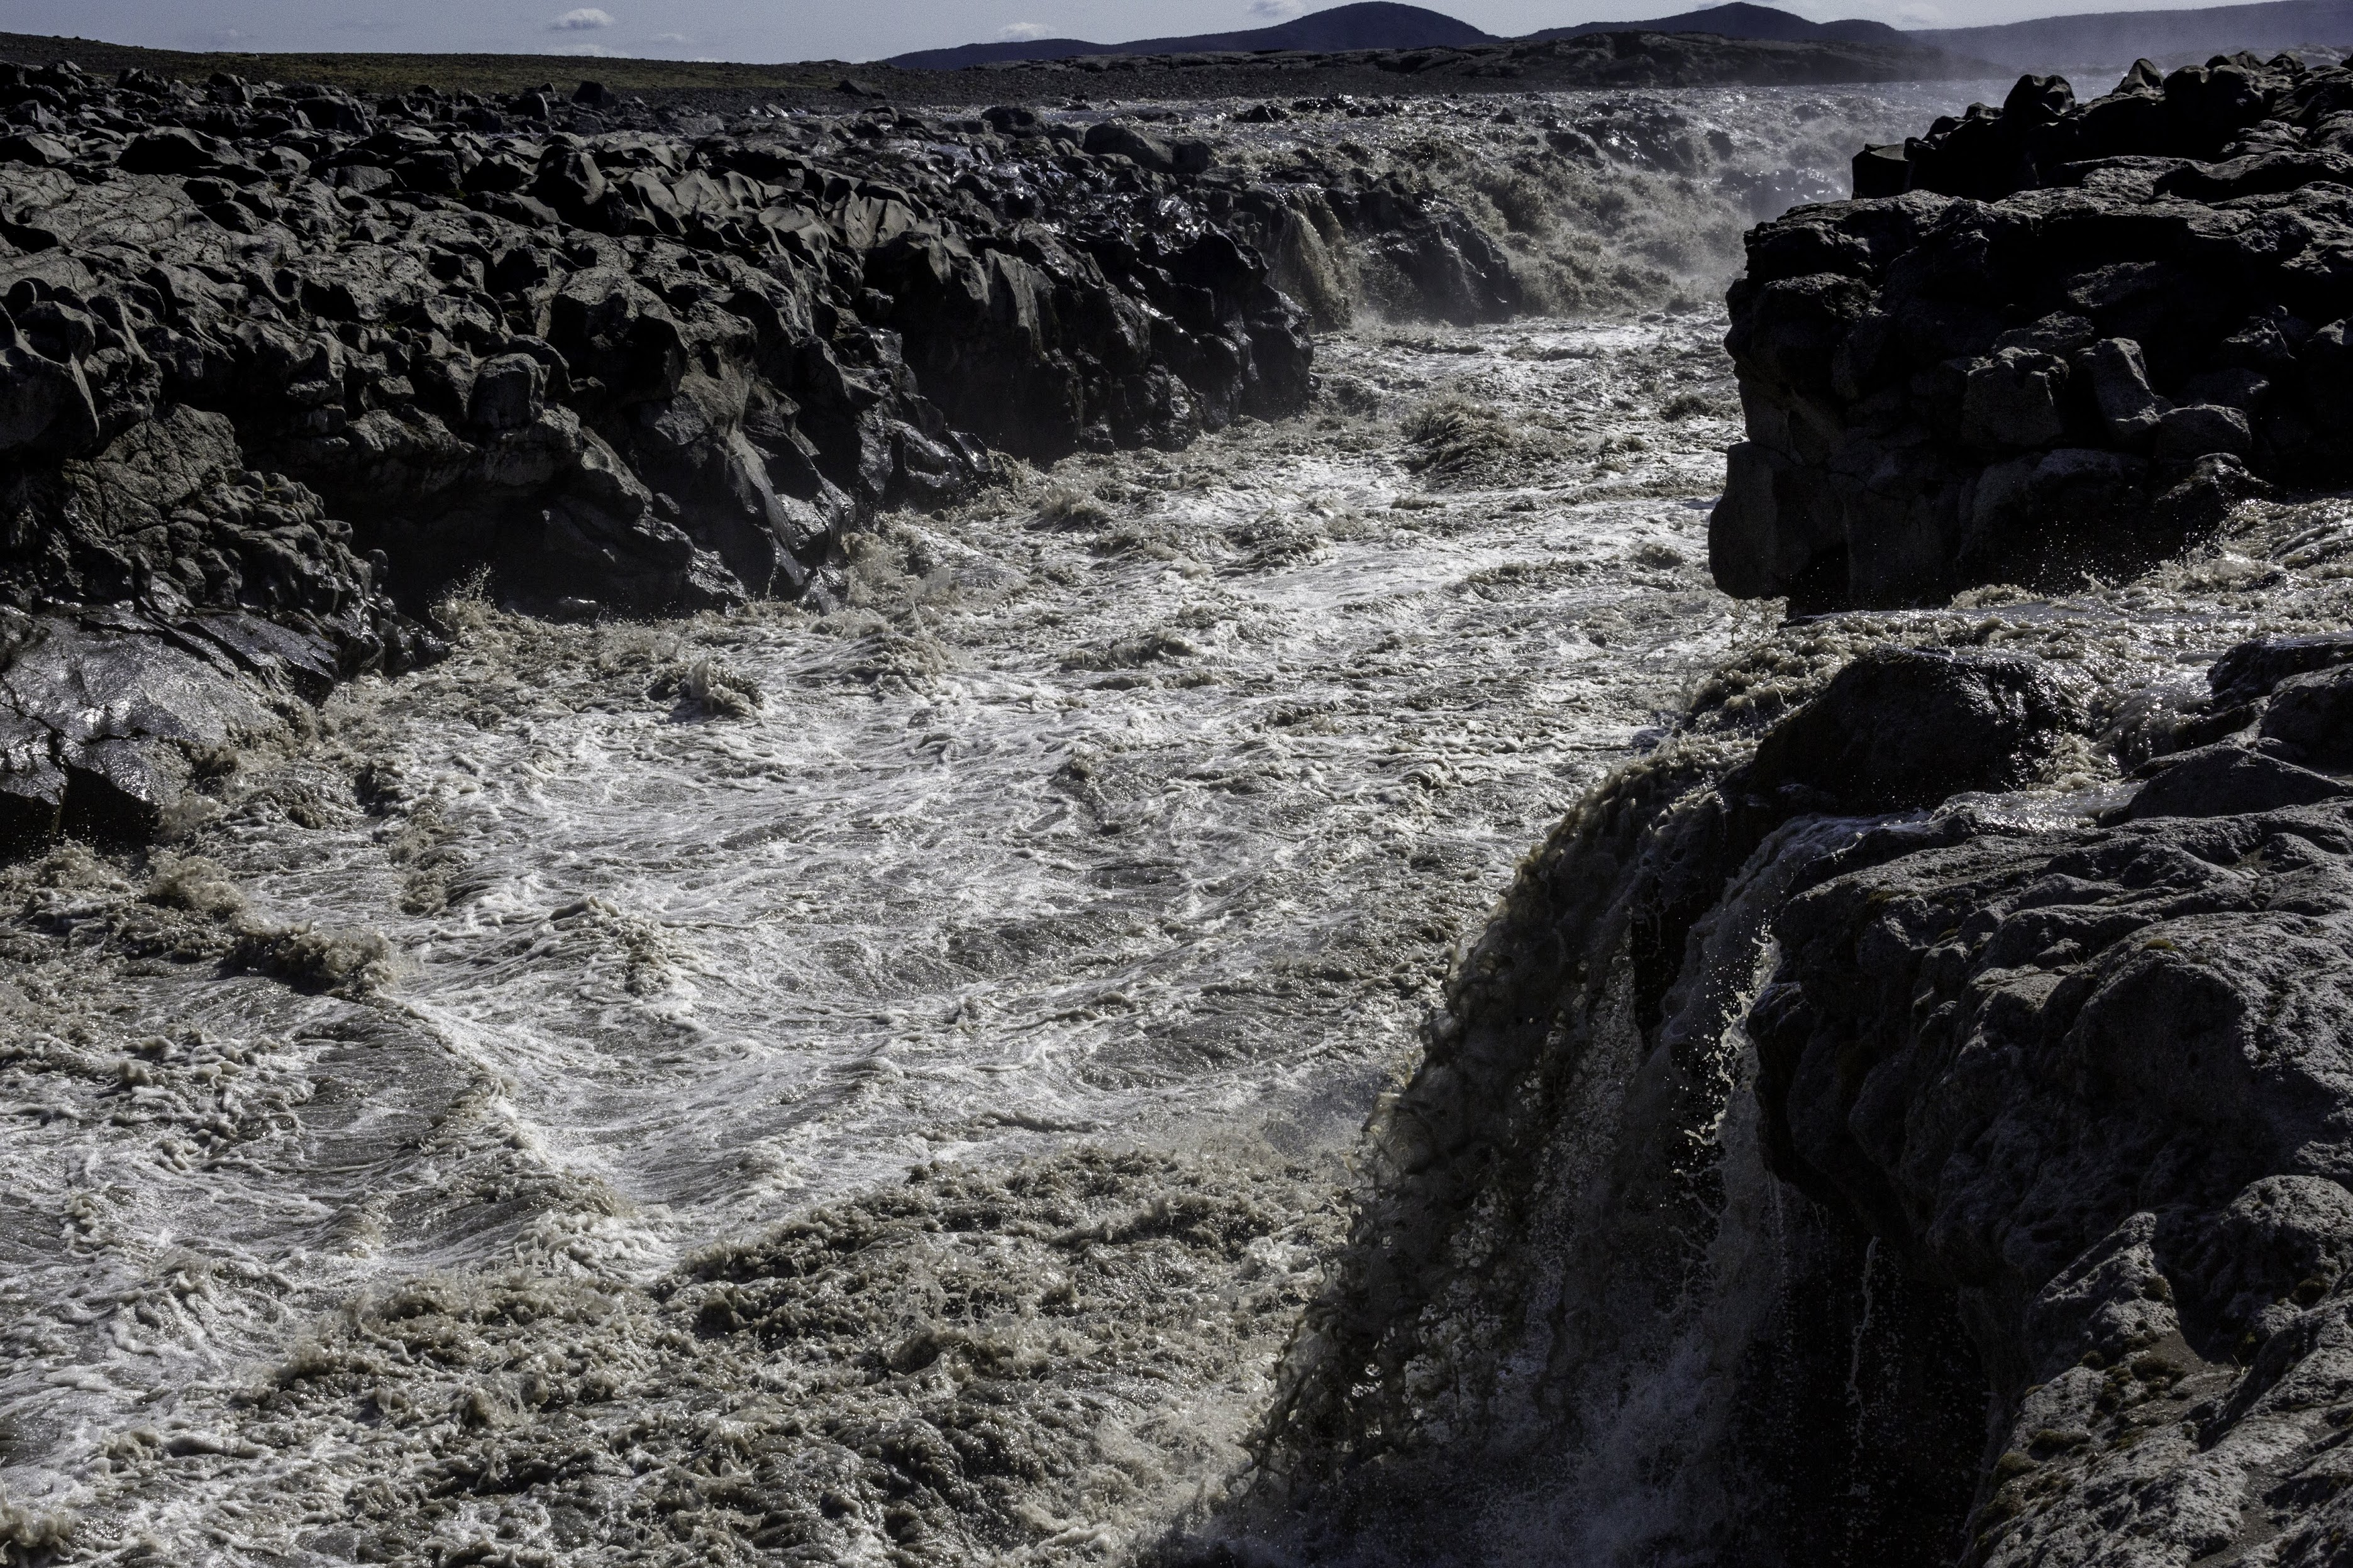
left=2124, top=740, right=2351, bottom=818
left=1714, top=51, right=2353, bottom=609
left=1752, top=793, right=2353, bottom=1562
left=0, top=59, right=1529, bottom=855
left=2259, top=666, right=2353, bottom=768
left=1736, top=644, right=2080, bottom=812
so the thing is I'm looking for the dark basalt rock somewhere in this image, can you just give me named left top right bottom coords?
left=2261, top=667, right=2353, bottom=768
left=2124, top=740, right=2352, bottom=819
left=0, top=59, right=1519, bottom=856
left=2210, top=630, right=2353, bottom=707
left=1714, top=50, right=2353, bottom=610
left=0, top=608, right=342, bottom=855
left=1737, top=644, right=2080, bottom=813
left=1751, top=795, right=2353, bottom=1564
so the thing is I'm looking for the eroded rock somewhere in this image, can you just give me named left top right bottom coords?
left=1715, top=52, right=2353, bottom=609
left=0, top=57, right=1532, bottom=856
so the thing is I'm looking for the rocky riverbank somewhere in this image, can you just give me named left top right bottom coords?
left=1714, top=50, right=2353, bottom=612
left=0, top=58, right=1553, bottom=855
left=0, top=48, right=1959, bottom=866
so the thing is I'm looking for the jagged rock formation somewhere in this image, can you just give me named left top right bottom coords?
left=1713, top=51, right=2353, bottom=611
left=1256, top=627, right=2353, bottom=1565
left=0, top=58, right=1528, bottom=853
left=0, top=61, right=1335, bottom=618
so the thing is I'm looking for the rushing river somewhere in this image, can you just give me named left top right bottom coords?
left=0, top=312, right=1768, bottom=1561
left=3, top=71, right=2127, bottom=1561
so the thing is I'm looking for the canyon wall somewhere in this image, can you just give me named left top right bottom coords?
left=1714, top=52, right=2353, bottom=610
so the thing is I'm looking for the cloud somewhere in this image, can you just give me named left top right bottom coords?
left=996, top=21, right=1053, bottom=39
left=1247, top=0, right=1307, bottom=18
left=548, top=7, right=615, bottom=30
left=649, top=31, right=690, bottom=43
left=546, top=41, right=615, bottom=54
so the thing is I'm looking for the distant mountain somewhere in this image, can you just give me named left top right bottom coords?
left=884, top=1, right=1494, bottom=70
left=1529, top=3, right=1902, bottom=45
left=1912, top=0, right=2353, bottom=68
left=883, top=0, right=2342, bottom=80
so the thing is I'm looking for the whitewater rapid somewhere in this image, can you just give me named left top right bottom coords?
left=0, top=312, right=1768, bottom=1559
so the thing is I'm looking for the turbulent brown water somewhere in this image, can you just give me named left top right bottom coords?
left=0, top=309, right=1759, bottom=1562
left=0, top=81, right=2062, bottom=1565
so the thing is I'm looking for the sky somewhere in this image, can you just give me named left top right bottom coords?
left=0, top=0, right=2274, bottom=62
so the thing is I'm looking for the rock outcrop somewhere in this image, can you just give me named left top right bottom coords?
left=0, top=61, right=1338, bottom=618
left=1256, top=626, right=2353, bottom=1564
left=1753, top=636, right=2353, bottom=1565
left=0, top=58, right=1533, bottom=853
left=1714, top=52, right=2353, bottom=611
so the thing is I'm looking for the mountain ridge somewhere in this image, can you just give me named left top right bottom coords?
left=1525, top=3, right=1902, bottom=46
left=887, top=0, right=2353, bottom=74
left=885, top=3, right=1493, bottom=71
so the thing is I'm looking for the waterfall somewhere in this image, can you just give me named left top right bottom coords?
left=1244, top=771, right=1993, bottom=1565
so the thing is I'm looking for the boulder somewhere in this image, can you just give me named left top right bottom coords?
left=1083, top=120, right=1178, bottom=173
left=2211, top=631, right=2353, bottom=706
left=1737, top=646, right=2080, bottom=813
left=2125, top=741, right=2352, bottom=817
left=2259, top=667, right=2353, bottom=768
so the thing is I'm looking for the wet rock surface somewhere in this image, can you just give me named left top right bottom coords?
left=1715, top=50, right=2353, bottom=610
left=1755, top=788, right=2353, bottom=1567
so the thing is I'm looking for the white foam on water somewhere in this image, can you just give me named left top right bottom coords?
left=0, top=311, right=1763, bottom=1554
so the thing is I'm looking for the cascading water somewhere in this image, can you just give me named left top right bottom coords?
left=0, top=308, right=1764, bottom=1563
left=19, top=69, right=2337, bottom=1568
left=1242, top=792, right=1995, bottom=1567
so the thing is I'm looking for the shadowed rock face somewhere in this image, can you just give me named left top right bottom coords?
left=1254, top=644, right=2088, bottom=1563
left=1740, top=644, right=2082, bottom=812
left=1713, top=51, right=2353, bottom=612
left=1754, top=794, right=2353, bottom=1565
